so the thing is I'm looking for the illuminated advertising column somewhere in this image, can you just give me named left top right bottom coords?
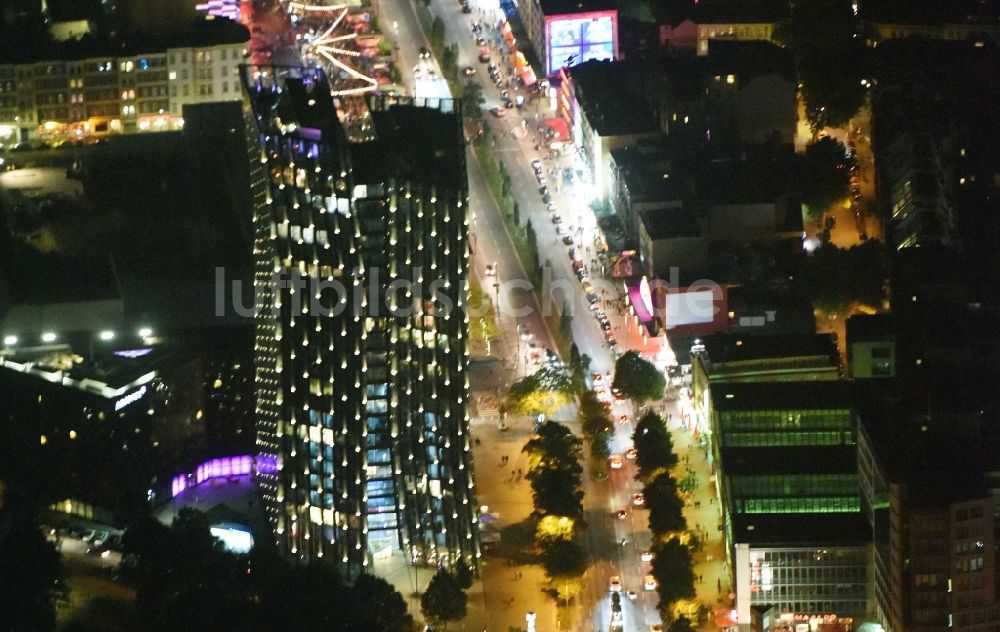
left=736, top=543, right=752, bottom=628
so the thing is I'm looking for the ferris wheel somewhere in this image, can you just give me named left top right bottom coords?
left=287, top=1, right=378, bottom=96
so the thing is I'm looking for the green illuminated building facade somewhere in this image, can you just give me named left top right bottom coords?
left=710, top=380, right=872, bottom=622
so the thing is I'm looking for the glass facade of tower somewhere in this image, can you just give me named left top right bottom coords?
left=244, top=65, right=479, bottom=575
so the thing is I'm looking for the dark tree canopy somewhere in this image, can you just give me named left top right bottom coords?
left=644, top=473, right=687, bottom=536
left=539, top=538, right=588, bottom=578
left=578, top=389, right=613, bottom=462
left=773, top=0, right=856, bottom=51
left=507, top=361, right=574, bottom=417
left=651, top=537, right=696, bottom=615
left=774, top=0, right=869, bottom=130
left=612, top=351, right=666, bottom=405
left=421, top=570, right=468, bottom=628
left=118, top=508, right=414, bottom=632
left=524, top=422, right=585, bottom=519
left=632, top=411, right=678, bottom=482
left=799, top=137, right=852, bottom=216
left=0, top=481, right=65, bottom=632
left=799, top=240, right=887, bottom=315
left=669, top=615, right=698, bottom=632
left=799, top=43, right=870, bottom=131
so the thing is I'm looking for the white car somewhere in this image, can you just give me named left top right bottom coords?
left=531, top=158, right=542, bottom=170
left=413, top=66, right=423, bottom=79
left=632, top=493, right=645, bottom=507
left=644, top=574, right=657, bottom=591
left=641, top=550, right=653, bottom=562
left=609, top=455, right=623, bottom=469
left=609, top=576, right=622, bottom=592
left=484, top=264, right=496, bottom=277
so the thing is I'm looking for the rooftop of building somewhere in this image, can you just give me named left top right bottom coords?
left=711, top=379, right=854, bottom=412
left=539, top=0, right=616, bottom=17
left=0, top=336, right=174, bottom=399
left=0, top=17, right=249, bottom=64
left=704, top=40, right=796, bottom=85
left=659, top=0, right=789, bottom=26
left=846, top=314, right=896, bottom=343
left=0, top=103, right=253, bottom=330
left=568, top=60, right=659, bottom=137
left=350, top=102, right=466, bottom=192
left=609, top=140, right=681, bottom=202
left=860, top=0, right=1000, bottom=25
left=640, top=208, right=700, bottom=240
left=698, top=332, right=839, bottom=367
left=702, top=158, right=791, bottom=206
left=722, top=446, right=859, bottom=476
left=732, top=512, right=871, bottom=547
left=856, top=388, right=1000, bottom=505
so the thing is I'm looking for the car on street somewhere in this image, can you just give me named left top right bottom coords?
left=609, top=576, right=622, bottom=592
left=484, top=264, right=496, bottom=276
left=479, top=47, right=490, bottom=62
left=538, top=185, right=548, bottom=196
left=607, top=335, right=618, bottom=348
left=591, top=372, right=604, bottom=384
left=619, top=413, right=629, bottom=424
left=531, top=158, right=542, bottom=170
left=609, top=455, right=623, bottom=469
left=644, top=574, right=657, bottom=591
left=463, top=66, right=476, bottom=75
left=536, top=173, right=546, bottom=184
left=476, top=36, right=487, bottom=46
left=600, top=320, right=612, bottom=331
left=626, top=590, right=638, bottom=600
left=542, top=192, right=552, bottom=204
left=625, top=448, right=637, bottom=460
left=461, top=1, right=472, bottom=11
left=472, top=22, right=482, bottom=34
left=632, top=493, right=645, bottom=506
left=418, top=47, right=430, bottom=59
left=651, top=625, right=664, bottom=632
left=551, top=214, right=562, bottom=224
left=562, top=235, right=574, bottom=245
left=547, top=202, right=558, bottom=213
left=490, top=107, right=506, bottom=118
left=413, top=66, right=423, bottom=79
left=641, top=550, right=653, bottom=562
left=428, top=68, right=437, bottom=79
left=502, top=96, right=514, bottom=108
left=616, top=508, right=628, bottom=520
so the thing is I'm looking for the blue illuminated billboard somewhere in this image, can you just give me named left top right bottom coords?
left=545, top=10, right=619, bottom=75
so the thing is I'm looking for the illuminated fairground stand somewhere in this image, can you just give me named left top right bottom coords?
left=197, top=0, right=381, bottom=140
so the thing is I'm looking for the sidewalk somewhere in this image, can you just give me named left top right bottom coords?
left=664, top=405, right=734, bottom=630
left=466, top=318, right=564, bottom=631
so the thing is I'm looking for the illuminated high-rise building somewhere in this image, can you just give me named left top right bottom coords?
left=244, top=66, right=479, bottom=575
